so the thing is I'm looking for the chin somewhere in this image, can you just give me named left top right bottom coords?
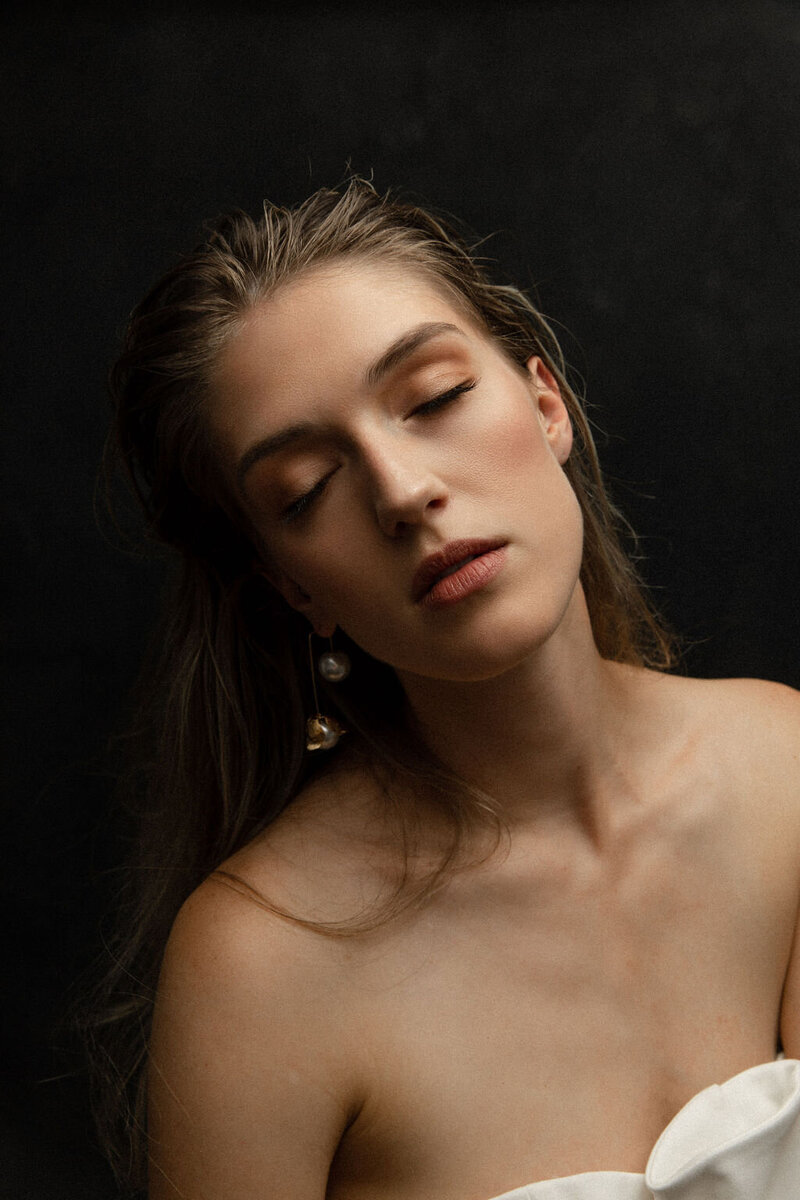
left=396, top=606, right=576, bottom=684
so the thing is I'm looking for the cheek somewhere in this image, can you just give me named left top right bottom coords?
left=468, top=400, right=553, bottom=495
left=497, top=408, right=545, bottom=466
left=482, top=401, right=584, bottom=574
left=269, top=522, right=372, bottom=605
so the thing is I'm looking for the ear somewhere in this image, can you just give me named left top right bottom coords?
left=525, top=356, right=573, bottom=465
left=254, top=561, right=337, bottom=638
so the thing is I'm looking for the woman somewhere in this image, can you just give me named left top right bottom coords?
left=94, top=178, right=800, bottom=1199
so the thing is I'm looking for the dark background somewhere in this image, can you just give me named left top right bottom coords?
left=4, top=1, right=799, bottom=1195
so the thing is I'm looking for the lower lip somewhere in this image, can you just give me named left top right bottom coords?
left=420, top=547, right=508, bottom=610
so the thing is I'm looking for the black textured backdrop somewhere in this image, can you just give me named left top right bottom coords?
left=4, top=2, right=799, bottom=1195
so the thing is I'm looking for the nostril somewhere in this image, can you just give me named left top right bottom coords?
left=371, top=459, right=448, bottom=536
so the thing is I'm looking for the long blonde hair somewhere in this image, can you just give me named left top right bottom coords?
left=85, top=176, right=675, bottom=1191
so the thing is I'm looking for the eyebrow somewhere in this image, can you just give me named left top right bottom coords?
left=364, top=320, right=466, bottom=387
left=236, top=422, right=316, bottom=490
left=235, top=320, right=468, bottom=490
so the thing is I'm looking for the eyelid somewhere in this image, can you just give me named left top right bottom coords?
left=410, top=378, right=477, bottom=417
left=276, top=377, right=477, bottom=523
left=279, top=466, right=338, bottom=523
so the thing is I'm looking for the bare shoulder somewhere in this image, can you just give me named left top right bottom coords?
left=653, top=673, right=800, bottom=853
left=156, top=861, right=368, bottom=1065
left=633, top=669, right=800, bottom=758
left=157, top=749, right=389, bottom=1038
left=148, top=753, right=388, bottom=1195
left=219, top=748, right=405, bottom=927
left=689, top=678, right=800, bottom=1056
left=699, top=674, right=800, bottom=725
left=686, top=674, right=800, bottom=766
left=615, top=667, right=800, bottom=844
left=160, top=862, right=351, bottom=997
left=148, top=777, right=377, bottom=1199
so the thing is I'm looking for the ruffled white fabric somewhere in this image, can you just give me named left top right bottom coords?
left=488, top=1059, right=800, bottom=1200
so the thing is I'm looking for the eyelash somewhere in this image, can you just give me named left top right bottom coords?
left=280, top=378, right=477, bottom=523
left=410, top=378, right=476, bottom=417
left=280, top=471, right=336, bottom=523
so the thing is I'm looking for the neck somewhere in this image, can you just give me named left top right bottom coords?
left=397, top=587, right=634, bottom=839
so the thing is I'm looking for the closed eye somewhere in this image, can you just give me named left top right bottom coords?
left=280, top=468, right=338, bottom=523
left=409, top=379, right=477, bottom=418
left=278, top=380, right=476, bottom=522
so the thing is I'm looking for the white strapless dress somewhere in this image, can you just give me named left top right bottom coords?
left=488, top=1059, right=800, bottom=1200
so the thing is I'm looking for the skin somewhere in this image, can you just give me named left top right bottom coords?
left=148, top=260, right=800, bottom=1200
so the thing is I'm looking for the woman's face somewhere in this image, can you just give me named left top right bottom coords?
left=208, top=259, right=584, bottom=682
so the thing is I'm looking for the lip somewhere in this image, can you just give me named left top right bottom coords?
left=412, top=538, right=508, bottom=606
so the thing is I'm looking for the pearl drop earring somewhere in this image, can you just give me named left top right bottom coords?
left=318, top=644, right=351, bottom=683
left=305, top=713, right=345, bottom=752
left=305, top=633, right=348, bottom=751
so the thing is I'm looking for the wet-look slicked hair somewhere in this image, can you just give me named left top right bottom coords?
left=83, top=177, right=675, bottom=1191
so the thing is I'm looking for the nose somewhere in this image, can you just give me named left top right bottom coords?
left=365, top=439, right=448, bottom=538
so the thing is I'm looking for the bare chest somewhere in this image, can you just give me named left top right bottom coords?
left=327, top=829, right=795, bottom=1200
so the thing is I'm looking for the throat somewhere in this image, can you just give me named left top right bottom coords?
left=399, top=639, right=621, bottom=830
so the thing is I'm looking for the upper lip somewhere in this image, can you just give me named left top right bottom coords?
left=411, top=538, right=507, bottom=602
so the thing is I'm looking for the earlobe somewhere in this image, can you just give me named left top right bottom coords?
left=254, top=561, right=336, bottom=638
left=254, top=559, right=304, bottom=603
left=525, top=355, right=573, bottom=465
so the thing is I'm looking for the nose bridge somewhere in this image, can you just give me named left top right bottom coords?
left=361, top=426, right=446, bottom=534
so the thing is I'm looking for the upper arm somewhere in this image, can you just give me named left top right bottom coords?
left=754, top=681, right=800, bottom=1058
left=147, top=879, right=359, bottom=1200
left=782, top=927, right=800, bottom=1057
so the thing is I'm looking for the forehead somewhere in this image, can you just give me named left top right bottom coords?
left=223, top=259, right=480, bottom=382
left=208, top=260, right=485, bottom=440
